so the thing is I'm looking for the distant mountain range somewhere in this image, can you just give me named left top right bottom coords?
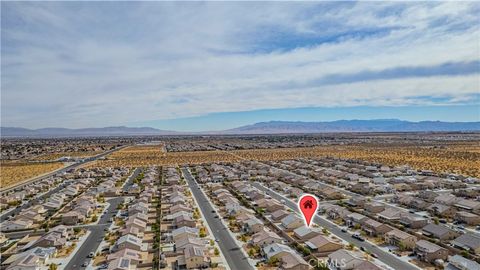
left=0, top=126, right=179, bottom=137
left=2, top=119, right=479, bottom=137
left=223, top=120, right=480, bottom=134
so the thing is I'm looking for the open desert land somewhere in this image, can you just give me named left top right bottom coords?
left=0, top=161, right=65, bottom=189
left=88, top=140, right=480, bottom=178
left=30, top=150, right=103, bottom=161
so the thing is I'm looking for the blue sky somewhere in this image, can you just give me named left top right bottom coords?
left=1, top=2, right=479, bottom=130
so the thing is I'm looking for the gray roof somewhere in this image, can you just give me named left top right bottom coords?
left=452, top=234, right=480, bottom=250
left=422, top=223, right=453, bottom=237
left=448, top=255, right=480, bottom=270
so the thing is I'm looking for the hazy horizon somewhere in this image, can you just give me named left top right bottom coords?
left=2, top=2, right=479, bottom=130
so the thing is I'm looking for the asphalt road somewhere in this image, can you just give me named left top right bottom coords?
left=181, top=168, right=254, bottom=270
left=251, top=182, right=418, bottom=270
left=1, top=182, right=70, bottom=222
left=122, top=168, right=141, bottom=193
left=65, top=197, right=124, bottom=270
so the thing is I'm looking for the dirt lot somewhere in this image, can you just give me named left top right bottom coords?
left=32, top=151, right=103, bottom=161
left=0, top=161, right=65, bottom=189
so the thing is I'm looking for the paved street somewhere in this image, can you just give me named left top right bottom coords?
left=122, top=168, right=141, bottom=192
left=251, top=182, right=419, bottom=270
left=181, top=168, right=254, bottom=270
left=65, top=197, right=124, bottom=269
left=1, top=182, right=69, bottom=222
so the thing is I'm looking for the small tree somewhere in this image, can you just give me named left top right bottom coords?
left=49, top=263, right=58, bottom=270
left=267, top=257, right=280, bottom=267
left=214, top=247, right=220, bottom=256
left=199, top=227, right=207, bottom=238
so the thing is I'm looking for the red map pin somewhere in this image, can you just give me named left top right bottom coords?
left=298, top=194, right=318, bottom=227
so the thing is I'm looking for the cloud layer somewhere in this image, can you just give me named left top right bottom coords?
left=2, top=2, right=479, bottom=128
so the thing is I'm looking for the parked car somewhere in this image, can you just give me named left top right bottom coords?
left=352, top=233, right=365, bottom=241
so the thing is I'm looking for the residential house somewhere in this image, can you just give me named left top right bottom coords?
left=2, top=219, right=33, bottom=231
left=347, top=197, right=367, bottom=208
left=293, top=227, right=321, bottom=242
left=364, top=202, right=385, bottom=214
left=384, top=229, right=417, bottom=250
left=399, top=214, right=429, bottom=229
left=107, top=248, right=145, bottom=265
left=243, top=217, right=264, bottom=234
left=346, top=213, right=368, bottom=228
left=270, top=209, right=290, bottom=222
left=451, top=234, right=480, bottom=254
left=448, top=255, right=480, bottom=270
left=427, top=203, right=457, bottom=218
left=281, top=253, right=310, bottom=270
left=281, top=214, right=304, bottom=231
left=377, top=208, right=407, bottom=222
left=172, top=227, right=199, bottom=242
left=251, top=230, right=283, bottom=247
left=174, top=236, right=205, bottom=251
left=183, top=246, right=208, bottom=269
left=107, top=258, right=131, bottom=270
left=422, top=224, right=459, bottom=240
left=434, top=194, right=459, bottom=206
left=115, top=235, right=144, bottom=252
left=455, top=211, right=480, bottom=225
left=362, top=219, right=393, bottom=236
left=170, top=205, right=191, bottom=214
left=328, top=249, right=364, bottom=270
left=415, top=240, right=448, bottom=263
left=173, top=214, right=196, bottom=228
left=62, top=211, right=86, bottom=225
left=454, top=199, right=480, bottom=214
left=6, top=254, right=42, bottom=270
left=263, top=243, right=292, bottom=259
left=3, top=247, right=55, bottom=269
left=305, top=235, right=343, bottom=253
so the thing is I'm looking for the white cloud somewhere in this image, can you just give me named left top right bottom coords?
left=1, top=2, right=479, bottom=128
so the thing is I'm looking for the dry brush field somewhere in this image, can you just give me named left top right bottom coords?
left=0, top=161, right=65, bottom=189
left=31, top=151, right=103, bottom=161
left=88, top=142, right=480, bottom=177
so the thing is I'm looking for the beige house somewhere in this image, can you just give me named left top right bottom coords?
left=384, top=229, right=417, bottom=250
left=184, top=246, right=208, bottom=269
left=305, top=235, right=343, bottom=253
left=281, top=214, right=304, bottom=231
left=251, top=230, right=283, bottom=247
left=281, top=253, right=310, bottom=270
left=455, top=211, right=480, bottom=225
left=62, top=211, right=85, bottom=225
left=415, top=240, right=448, bottom=263
left=361, top=219, right=393, bottom=236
